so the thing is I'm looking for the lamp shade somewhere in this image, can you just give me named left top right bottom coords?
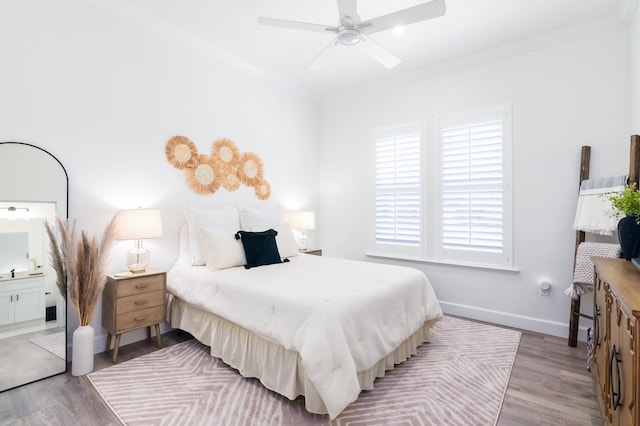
left=115, top=208, right=163, bottom=241
left=289, top=210, right=315, bottom=230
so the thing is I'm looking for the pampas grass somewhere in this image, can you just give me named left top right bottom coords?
left=45, top=219, right=73, bottom=301
left=45, top=216, right=116, bottom=326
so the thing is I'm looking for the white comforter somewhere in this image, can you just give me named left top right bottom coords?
left=167, top=254, right=442, bottom=418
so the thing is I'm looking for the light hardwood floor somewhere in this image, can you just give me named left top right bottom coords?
left=498, top=331, right=602, bottom=425
left=0, top=326, right=602, bottom=426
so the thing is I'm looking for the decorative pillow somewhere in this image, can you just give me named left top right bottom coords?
left=275, top=223, right=299, bottom=259
left=235, top=229, right=288, bottom=269
left=200, top=228, right=246, bottom=270
left=185, top=205, right=240, bottom=265
left=238, top=205, right=281, bottom=231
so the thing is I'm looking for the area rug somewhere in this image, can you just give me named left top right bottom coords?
left=29, top=331, right=66, bottom=360
left=88, top=316, right=521, bottom=425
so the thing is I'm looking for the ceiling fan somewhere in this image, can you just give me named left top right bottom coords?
left=258, top=0, right=446, bottom=70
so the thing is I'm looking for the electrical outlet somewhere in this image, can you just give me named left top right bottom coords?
left=539, top=281, right=551, bottom=296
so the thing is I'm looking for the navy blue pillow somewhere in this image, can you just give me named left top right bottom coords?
left=235, top=229, right=289, bottom=269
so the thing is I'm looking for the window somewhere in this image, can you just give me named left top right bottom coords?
left=370, top=106, right=513, bottom=270
left=435, top=107, right=512, bottom=267
left=371, top=123, right=423, bottom=258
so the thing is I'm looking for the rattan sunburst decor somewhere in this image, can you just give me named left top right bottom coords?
left=165, top=136, right=271, bottom=199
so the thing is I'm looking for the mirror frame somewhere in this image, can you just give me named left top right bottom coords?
left=0, top=142, right=69, bottom=216
left=0, top=141, right=69, bottom=389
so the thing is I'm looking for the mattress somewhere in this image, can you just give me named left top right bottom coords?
left=167, top=254, right=442, bottom=418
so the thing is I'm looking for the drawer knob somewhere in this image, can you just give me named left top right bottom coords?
left=135, top=284, right=148, bottom=289
left=134, top=300, right=148, bottom=306
left=135, top=316, right=148, bottom=322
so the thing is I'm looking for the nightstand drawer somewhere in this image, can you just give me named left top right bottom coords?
left=117, top=290, right=164, bottom=315
left=116, top=305, right=164, bottom=331
left=116, top=274, right=164, bottom=297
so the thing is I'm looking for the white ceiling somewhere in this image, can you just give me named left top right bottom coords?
left=118, top=0, right=636, bottom=100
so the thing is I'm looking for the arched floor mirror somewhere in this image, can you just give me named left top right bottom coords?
left=0, top=142, right=68, bottom=391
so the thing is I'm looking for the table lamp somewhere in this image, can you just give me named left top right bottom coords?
left=290, top=210, right=315, bottom=251
left=115, top=208, right=163, bottom=273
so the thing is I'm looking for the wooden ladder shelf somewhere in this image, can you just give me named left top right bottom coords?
left=568, top=135, right=640, bottom=347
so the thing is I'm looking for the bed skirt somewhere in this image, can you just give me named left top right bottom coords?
left=167, top=294, right=436, bottom=416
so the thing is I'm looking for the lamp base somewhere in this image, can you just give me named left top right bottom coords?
left=297, top=231, right=309, bottom=251
left=127, top=240, right=150, bottom=274
left=127, top=264, right=147, bottom=274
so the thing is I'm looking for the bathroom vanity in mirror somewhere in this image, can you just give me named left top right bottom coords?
left=0, top=273, right=46, bottom=330
left=0, top=209, right=58, bottom=314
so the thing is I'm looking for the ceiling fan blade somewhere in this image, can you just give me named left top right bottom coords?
left=360, top=35, right=401, bottom=69
left=306, top=39, right=340, bottom=71
left=258, top=17, right=338, bottom=34
left=337, top=0, right=358, bottom=22
left=361, top=0, right=446, bottom=35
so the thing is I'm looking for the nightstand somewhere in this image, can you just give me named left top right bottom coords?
left=102, top=271, right=166, bottom=362
left=300, top=249, right=322, bottom=256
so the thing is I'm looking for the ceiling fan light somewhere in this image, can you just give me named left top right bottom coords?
left=338, top=28, right=361, bottom=46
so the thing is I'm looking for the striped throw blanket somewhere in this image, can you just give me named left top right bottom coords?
left=564, top=242, right=621, bottom=299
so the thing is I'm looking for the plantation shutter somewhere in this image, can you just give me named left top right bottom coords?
left=441, top=120, right=503, bottom=253
left=374, top=124, right=422, bottom=248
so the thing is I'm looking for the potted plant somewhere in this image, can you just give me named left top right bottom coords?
left=609, top=183, right=640, bottom=260
left=45, top=216, right=116, bottom=375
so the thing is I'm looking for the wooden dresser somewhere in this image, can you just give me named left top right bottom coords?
left=102, top=271, right=166, bottom=362
left=592, top=257, right=640, bottom=426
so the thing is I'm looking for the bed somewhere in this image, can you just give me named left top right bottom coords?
left=166, top=212, right=442, bottom=419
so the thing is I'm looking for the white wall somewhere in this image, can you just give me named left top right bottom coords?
left=319, top=28, right=631, bottom=338
left=0, top=1, right=320, bottom=353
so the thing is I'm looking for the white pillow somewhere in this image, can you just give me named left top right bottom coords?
left=238, top=205, right=281, bottom=231
left=200, top=228, right=246, bottom=270
left=275, top=223, right=299, bottom=259
left=176, top=224, right=192, bottom=265
left=185, top=205, right=240, bottom=265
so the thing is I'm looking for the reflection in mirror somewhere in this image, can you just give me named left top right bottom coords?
left=0, top=142, right=68, bottom=392
left=0, top=231, right=29, bottom=272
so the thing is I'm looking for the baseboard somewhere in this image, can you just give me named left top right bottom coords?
left=67, top=323, right=173, bottom=361
left=94, top=322, right=173, bottom=355
left=440, top=300, right=590, bottom=342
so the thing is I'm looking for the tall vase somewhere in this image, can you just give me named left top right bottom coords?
left=72, top=325, right=95, bottom=376
left=618, top=215, right=640, bottom=260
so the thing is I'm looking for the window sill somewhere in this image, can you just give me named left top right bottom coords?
left=365, top=252, right=520, bottom=273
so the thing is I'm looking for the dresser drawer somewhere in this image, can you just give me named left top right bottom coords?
left=116, top=305, right=164, bottom=332
left=116, top=274, right=164, bottom=297
left=117, top=290, right=164, bottom=315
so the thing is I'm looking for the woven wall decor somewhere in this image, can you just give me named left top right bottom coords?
left=165, top=136, right=271, bottom=199
left=238, top=152, right=264, bottom=187
left=166, top=136, right=198, bottom=169
left=212, top=138, right=240, bottom=172
left=186, top=154, right=223, bottom=194
left=254, top=180, right=271, bottom=200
